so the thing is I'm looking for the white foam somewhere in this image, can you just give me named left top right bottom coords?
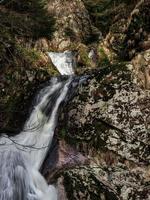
left=0, top=77, right=73, bottom=200
left=48, top=51, right=76, bottom=75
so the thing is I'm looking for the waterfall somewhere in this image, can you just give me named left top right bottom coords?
left=48, top=51, right=76, bottom=75
left=0, top=51, right=83, bottom=200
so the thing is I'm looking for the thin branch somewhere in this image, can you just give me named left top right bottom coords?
left=2, top=135, right=49, bottom=150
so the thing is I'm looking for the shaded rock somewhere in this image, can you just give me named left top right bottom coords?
left=100, top=0, right=150, bottom=60
left=132, top=49, right=150, bottom=89
left=62, top=166, right=120, bottom=200
left=57, top=176, right=68, bottom=200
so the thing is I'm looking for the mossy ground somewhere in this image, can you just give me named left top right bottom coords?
left=0, top=1, right=57, bottom=133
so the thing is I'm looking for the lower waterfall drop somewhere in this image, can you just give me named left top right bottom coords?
left=0, top=51, right=84, bottom=200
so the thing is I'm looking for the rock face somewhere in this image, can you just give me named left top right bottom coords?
left=56, top=63, right=150, bottom=199
left=45, top=0, right=99, bottom=50
left=132, top=49, right=150, bottom=89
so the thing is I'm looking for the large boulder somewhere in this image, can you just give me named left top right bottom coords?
left=54, top=63, right=150, bottom=199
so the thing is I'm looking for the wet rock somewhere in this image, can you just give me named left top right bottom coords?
left=43, top=138, right=88, bottom=185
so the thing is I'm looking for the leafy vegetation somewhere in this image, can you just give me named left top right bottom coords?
left=0, top=0, right=57, bottom=132
left=83, top=0, right=137, bottom=35
left=0, top=0, right=55, bottom=67
left=1, top=0, right=55, bottom=39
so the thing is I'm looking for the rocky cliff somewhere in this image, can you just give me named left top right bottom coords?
left=0, top=0, right=150, bottom=199
left=56, top=62, right=150, bottom=199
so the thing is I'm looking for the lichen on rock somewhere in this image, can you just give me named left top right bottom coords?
left=57, top=62, right=150, bottom=199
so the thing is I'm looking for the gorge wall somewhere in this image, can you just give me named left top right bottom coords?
left=0, top=0, right=150, bottom=199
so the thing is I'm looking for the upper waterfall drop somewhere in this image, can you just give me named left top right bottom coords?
left=48, top=50, right=76, bottom=75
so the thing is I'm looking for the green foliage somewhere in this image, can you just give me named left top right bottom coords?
left=1, top=0, right=47, bottom=13
left=83, top=0, right=112, bottom=35
left=83, top=0, right=135, bottom=35
left=0, top=0, right=55, bottom=66
left=0, top=0, right=55, bottom=39
left=79, top=47, right=91, bottom=67
left=60, top=128, right=67, bottom=139
left=15, top=45, right=40, bottom=66
left=99, top=47, right=110, bottom=66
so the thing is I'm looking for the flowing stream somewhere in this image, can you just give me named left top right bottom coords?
left=0, top=51, right=83, bottom=200
left=48, top=51, right=76, bottom=75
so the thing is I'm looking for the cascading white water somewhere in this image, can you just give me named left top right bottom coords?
left=48, top=51, right=76, bottom=75
left=0, top=51, right=79, bottom=200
